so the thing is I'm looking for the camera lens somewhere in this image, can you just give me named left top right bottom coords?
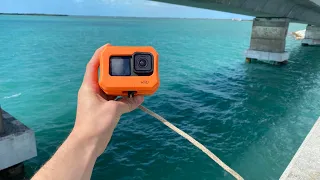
left=133, top=53, right=153, bottom=75
left=139, top=59, right=147, bottom=67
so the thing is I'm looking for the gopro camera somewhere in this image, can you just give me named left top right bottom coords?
left=99, top=45, right=160, bottom=96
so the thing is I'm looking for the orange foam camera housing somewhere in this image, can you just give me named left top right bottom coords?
left=99, top=45, right=160, bottom=96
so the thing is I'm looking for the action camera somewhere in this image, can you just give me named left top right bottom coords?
left=99, top=45, right=160, bottom=96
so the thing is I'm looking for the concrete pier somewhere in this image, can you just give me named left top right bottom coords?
left=280, top=118, right=320, bottom=180
left=245, top=18, right=290, bottom=62
left=0, top=108, right=37, bottom=178
left=0, top=108, right=4, bottom=134
left=302, top=25, right=320, bottom=46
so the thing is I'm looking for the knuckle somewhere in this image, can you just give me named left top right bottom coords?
left=78, top=85, right=84, bottom=95
left=94, top=49, right=100, bottom=55
left=78, top=89, right=82, bottom=97
left=78, top=84, right=91, bottom=95
left=86, top=62, right=92, bottom=70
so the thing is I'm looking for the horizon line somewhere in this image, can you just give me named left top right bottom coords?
left=0, top=12, right=253, bottom=20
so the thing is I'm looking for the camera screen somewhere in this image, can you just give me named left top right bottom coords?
left=110, top=57, right=131, bottom=76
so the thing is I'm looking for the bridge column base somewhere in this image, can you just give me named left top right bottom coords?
left=245, top=50, right=289, bottom=62
left=245, top=18, right=290, bottom=62
left=302, top=25, right=320, bottom=46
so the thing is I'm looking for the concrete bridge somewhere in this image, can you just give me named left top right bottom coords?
left=154, top=0, right=320, bottom=63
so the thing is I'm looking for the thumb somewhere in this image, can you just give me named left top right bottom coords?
left=116, top=96, right=144, bottom=115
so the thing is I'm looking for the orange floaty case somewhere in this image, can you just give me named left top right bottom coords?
left=99, top=45, right=160, bottom=96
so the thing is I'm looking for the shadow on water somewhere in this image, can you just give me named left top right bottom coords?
left=180, top=45, right=320, bottom=179
left=232, top=46, right=320, bottom=179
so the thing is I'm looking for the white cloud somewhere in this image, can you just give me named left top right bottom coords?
left=73, top=0, right=85, bottom=3
left=144, top=1, right=161, bottom=6
left=73, top=0, right=161, bottom=6
left=98, top=0, right=161, bottom=6
left=100, top=0, right=115, bottom=4
left=99, top=0, right=134, bottom=5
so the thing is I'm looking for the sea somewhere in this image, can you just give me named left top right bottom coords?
left=1, top=15, right=320, bottom=180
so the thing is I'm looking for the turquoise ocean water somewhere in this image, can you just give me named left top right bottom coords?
left=1, top=15, right=320, bottom=180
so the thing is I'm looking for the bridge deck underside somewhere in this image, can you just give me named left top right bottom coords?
left=154, top=0, right=320, bottom=25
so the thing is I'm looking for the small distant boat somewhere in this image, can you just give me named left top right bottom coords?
left=232, top=18, right=242, bottom=21
left=291, top=30, right=306, bottom=40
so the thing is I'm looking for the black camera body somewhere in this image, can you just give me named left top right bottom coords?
left=109, top=52, right=154, bottom=76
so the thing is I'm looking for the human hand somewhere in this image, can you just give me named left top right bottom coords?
left=72, top=44, right=144, bottom=158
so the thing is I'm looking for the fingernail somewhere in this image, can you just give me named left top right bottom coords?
left=135, top=96, right=144, bottom=104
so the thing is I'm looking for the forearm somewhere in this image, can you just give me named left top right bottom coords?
left=32, top=131, right=98, bottom=180
left=31, top=44, right=144, bottom=180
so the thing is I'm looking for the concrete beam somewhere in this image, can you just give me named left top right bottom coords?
left=0, top=109, right=37, bottom=171
left=245, top=18, right=290, bottom=62
left=280, top=118, right=320, bottom=180
left=302, top=25, right=320, bottom=46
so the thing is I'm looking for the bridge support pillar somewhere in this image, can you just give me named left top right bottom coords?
left=245, top=18, right=290, bottom=63
left=302, top=25, right=320, bottom=46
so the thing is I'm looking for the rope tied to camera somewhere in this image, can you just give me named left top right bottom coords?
left=138, top=105, right=244, bottom=180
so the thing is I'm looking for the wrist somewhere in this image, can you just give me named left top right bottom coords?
left=69, top=129, right=100, bottom=159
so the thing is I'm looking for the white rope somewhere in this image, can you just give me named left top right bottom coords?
left=139, top=105, right=244, bottom=180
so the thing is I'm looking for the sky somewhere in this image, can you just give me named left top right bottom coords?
left=0, top=0, right=253, bottom=19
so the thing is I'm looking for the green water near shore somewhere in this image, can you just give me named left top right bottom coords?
left=1, top=15, right=320, bottom=179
